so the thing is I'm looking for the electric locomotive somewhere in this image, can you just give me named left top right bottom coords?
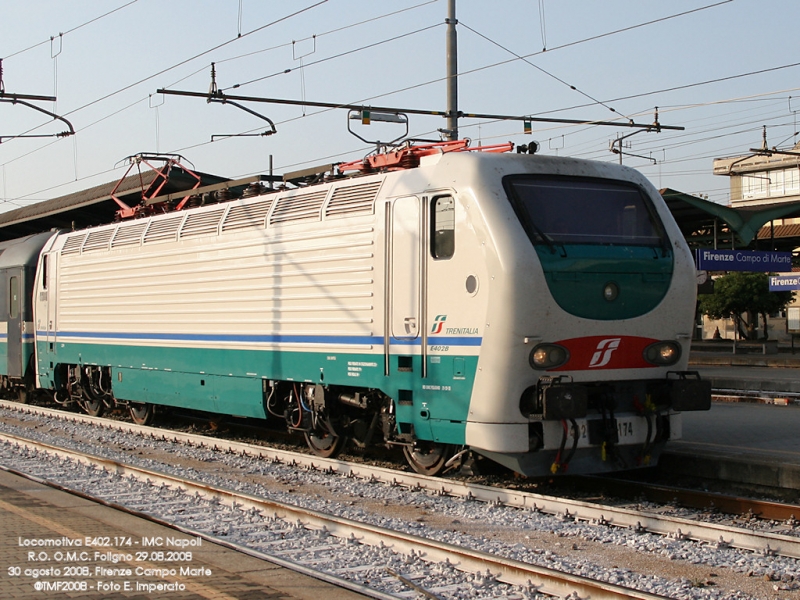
left=1, top=140, right=710, bottom=476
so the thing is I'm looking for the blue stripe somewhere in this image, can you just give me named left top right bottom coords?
left=38, top=331, right=483, bottom=348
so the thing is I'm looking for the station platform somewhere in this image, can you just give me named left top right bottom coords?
left=657, top=345, right=800, bottom=493
left=0, top=470, right=368, bottom=600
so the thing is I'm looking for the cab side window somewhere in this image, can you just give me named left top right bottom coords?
left=42, top=255, right=48, bottom=290
left=431, top=195, right=455, bottom=259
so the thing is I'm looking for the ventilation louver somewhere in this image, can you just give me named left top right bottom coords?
left=61, top=233, right=87, bottom=255
left=270, top=190, right=328, bottom=225
left=143, top=214, right=185, bottom=244
left=180, top=207, right=226, bottom=239
left=111, top=222, right=148, bottom=249
left=325, top=180, right=381, bottom=218
left=81, top=229, right=114, bottom=252
left=221, top=199, right=272, bottom=233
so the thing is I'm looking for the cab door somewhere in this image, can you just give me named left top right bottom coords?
left=390, top=196, right=421, bottom=341
left=35, top=252, right=57, bottom=388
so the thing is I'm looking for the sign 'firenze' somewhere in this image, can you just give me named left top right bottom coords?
left=695, top=249, right=792, bottom=272
left=769, top=274, right=800, bottom=291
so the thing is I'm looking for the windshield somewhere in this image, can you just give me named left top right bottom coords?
left=504, top=176, right=669, bottom=248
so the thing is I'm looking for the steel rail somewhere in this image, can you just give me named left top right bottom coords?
left=583, top=475, right=800, bottom=522
left=0, top=430, right=671, bottom=600
left=4, top=400, right=800, bottom=559
left=0, top=457, right=396, bottom=600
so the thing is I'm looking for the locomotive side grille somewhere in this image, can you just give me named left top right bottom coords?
left=82, top=229, right=115, bottom=252
left=270, top=190, right=328, bottom=225
left=111, top=222, right=148, bottom=248
left=325, top=181, right=381, bottom=218
left=143, top=214, right=185, bottom=244
left=61, top=233, right=87, bottom=255
left=221, top=200, right=272, bottom=233
left=180, top=207, right=226, bottom=239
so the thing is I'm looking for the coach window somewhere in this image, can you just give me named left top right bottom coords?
left=9, top=276, right=19, bottom=319
left=431, top=195, right=455, bottom=259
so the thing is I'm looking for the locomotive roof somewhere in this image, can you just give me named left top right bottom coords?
left=2, top=144, right=799, bottom=254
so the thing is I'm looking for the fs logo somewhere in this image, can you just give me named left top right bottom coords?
left=431, top=315, right=447, bottom=334
left=588, top=338, right=621, bottom=368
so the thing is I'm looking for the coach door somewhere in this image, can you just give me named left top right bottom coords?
left=6, top=268, right=23, bottom=378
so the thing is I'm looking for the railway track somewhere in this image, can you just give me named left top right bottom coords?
left=3, top=398, right=800, bottom=563
left=581, top=474, right=800, bottom=522
left=712, top=390, right=800, bottom=403
left=0, top=430, right=675, bottom=600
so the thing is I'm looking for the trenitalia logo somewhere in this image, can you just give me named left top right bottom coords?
left=588, top=338, right=621, bottom=368
left=431, top=315, right=446, bottom=334
left=549, top=335, right=660, bottom=371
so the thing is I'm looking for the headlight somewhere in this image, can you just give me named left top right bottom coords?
left=530, top=344, right=569, bottom=370
left=643, top=341, right=681, bottom=366
left=603, top=282, right=619, bottom=302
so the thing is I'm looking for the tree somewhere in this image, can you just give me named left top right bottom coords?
left=698, top=272, right=794, bottom=340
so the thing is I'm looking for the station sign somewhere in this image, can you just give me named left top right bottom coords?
left=695, top=249, right=792, bottom=272
left=768, top=273, right=800, bottom=291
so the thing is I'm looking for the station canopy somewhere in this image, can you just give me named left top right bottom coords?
left=660, top=189, right=800, bottom=255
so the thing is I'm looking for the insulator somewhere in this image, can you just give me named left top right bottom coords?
left=242, top=183, right=264, bottom=198
left=398, top=154, right=419, bottom=169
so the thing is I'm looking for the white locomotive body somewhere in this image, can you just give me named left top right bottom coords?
left=23, top=144, right=708, bottom=475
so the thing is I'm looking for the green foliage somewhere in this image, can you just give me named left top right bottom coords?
left=698, top=272, right=794, bottom=339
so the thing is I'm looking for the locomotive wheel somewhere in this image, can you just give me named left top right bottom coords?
left=403, top=441, right=454, bottom=476
left=129, top=403, right=154, bottom=426
left=82, top=397, right=105, bottom=417
left=16, top=388, right=28, bottom=404
left=304, top=430, right=347, bottom=458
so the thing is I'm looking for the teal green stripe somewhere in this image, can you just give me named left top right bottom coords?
left=37, top=341, right=476, bottom=444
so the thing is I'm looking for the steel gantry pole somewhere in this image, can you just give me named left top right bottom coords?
left=445, top=0, right=458, bottom=141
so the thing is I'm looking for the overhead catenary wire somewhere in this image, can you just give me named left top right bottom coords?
left=213, top=0, right=439, bottom=68
left=360, top=0, right=736, bottom=119
left=1, top=0, right=140, bottom=60
left=221, top=23, right=443, bottom=91
left=0, top=0, right=334, bottom=169
left=1, top=3, right=445, bottom=201
left=50, top=1, right=331, bottom=121
left=10, top=81, right=790, bottom=206
left=0, top=1, right=434, bottom=154
left=2, top=0, right=735, bottom=143
left=0, top=0, right=789, bottom=209
left=458, top=21, right=631, bottom=122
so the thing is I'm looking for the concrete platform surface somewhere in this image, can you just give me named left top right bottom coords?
left=662, top=400, right=800, bottom=492
left=0, top=470, right=368, bottom=599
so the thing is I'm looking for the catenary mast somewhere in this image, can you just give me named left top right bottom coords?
left=445, top=0, right=458, bottom=141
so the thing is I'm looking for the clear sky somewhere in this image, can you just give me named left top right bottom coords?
left=1, top=0, right=797, bottom=212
